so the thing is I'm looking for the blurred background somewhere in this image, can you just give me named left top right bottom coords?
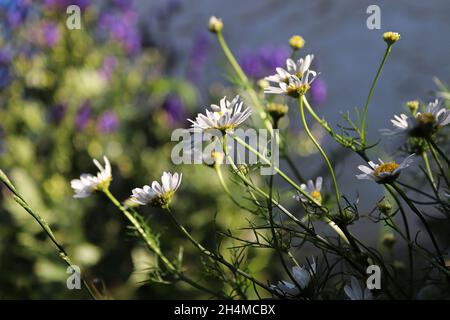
left=0, top=0, right=449, bottom=299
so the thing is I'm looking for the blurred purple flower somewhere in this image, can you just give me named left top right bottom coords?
left=49, top=103, right=67, bottom=124
left=310, top=78, right=327, bottom=105
left=187, top=31, right=210, bottom=82
left=163, top=95, right=184, bottom=125
left=43, top=0, right=89, bottom=10
left=41, top=21, right=60, bottom=47
left=239, top=45, right=290, bottom=79
left=0, top=0, right=31, bottom=28
left=0, top=46, right=12, bottom=88
left=99, top=56, right=117, bottom=81
left=97, top=111, right=119, bottom=134
left=75, top=101, right=92, bottom=131
left=99, top=10, right=141, bottom=55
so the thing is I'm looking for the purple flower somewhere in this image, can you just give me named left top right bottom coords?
left=310, top=78, right=327, bottom=105
left=41, top=21, right=60, bottom=47
left=99, top=10, right=141, bottom=55
left=49, top=103, right=67, bottom=124
left=75, top=101, right=92, bottom=131
left=239, top=45, right=290, bottom=79
left=99, top=56, right=117, bottom=81
left=0, top=46, right=12, bottom=88
left=0, top=0, right=31, bottom=28
left=97, top=111, right=119, bottom=134
left=187, top=31, right=210, bottom=82
left=163, top=95, right=184, bottom=125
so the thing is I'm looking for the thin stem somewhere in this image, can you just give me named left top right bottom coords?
left=427, top=139, right=450, bottom=188
left=390, top=183, right=446, bottom=268
left=299, top=96, right=342, bottom=211
left=216, top=31, right=273, bottom=133
left=267, top=122, right=302, bottom=292
left=361, top=44, right=392, bottom=145
left=164, top=206, right=278, bottom=297
left=428, top=138, right=450, bottom=168
left=422, top=151, right=437, bottom=192
left=102, top=189, right=225, bottom=298
left=385, top=185, right=414, bottom=298
left=222, top=135, right=349, bottom=245
left=232, top=135, right=325, bottom=211
left=0, top=170, right=97, bottom=299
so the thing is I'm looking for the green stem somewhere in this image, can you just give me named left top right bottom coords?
left=216, top=31, right=272, bottom=133
left=164, top=206, right=277, bottom=297
left=222, top=135, right=349, bottom=245
left=361, top=44, right=393, bottom=145
left=102, top=189, right=225, bottom=298
left=428, top=138, right=450, bottom=168
left=390, top=183, right=445, bottom=267
left=232, top=135, right=325, bottom=211
left=422, top=151, right=437, bottom=192
left=427, top=139, right=450, bottom=187
left=267, top=122, right=302, bottom=291
left=0, top=170, right=97, bottom=299
left=299, top=96, right=342, bottom=211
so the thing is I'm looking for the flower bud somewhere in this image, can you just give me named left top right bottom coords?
left=382, top=233, right=396, bottom=248
left=289, top=35, right=305, bottom=50
left=266, top=103, right=289, bottom=122
left=257, top=79, right=269, bottom=90
left=208, top=16, right=223, bottom=33
left=377, top=199, right=392, bottom=215
left=236, top=164, right=249, bottom=176
left=406, top=100, right=419, bottom=116
left=383, top=31, right=401, bottom=45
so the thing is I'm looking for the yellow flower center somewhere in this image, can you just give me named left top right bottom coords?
left=311, top=190, right=321, bottom=201
left=373, top=162, right=399, bottom=177
left=286, top=83, right=309, bottom=97
left=416, top=112, right=436, bottom=126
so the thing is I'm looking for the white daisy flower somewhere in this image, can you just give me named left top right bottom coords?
left=356, top=154, right=414, bottom=184
left=344, top=276, right=373, bottom=300
left=265, top=73, right=317, bottom=98
left=71, top=156, right=112, bottom=198
left=271, top=259, right=317, bottom=296
left=293, top=176, right=323, bottom=204
left=188, top=96, right=252, bottom=133
left=265, top=55, right=315, bottom=84
left=130, top=172, right=182, bottom=207
left=264, top=55, right=318, bottom=97
left=380, top=113, right=411, bottom=136
left=417, top=99, right=450, bottom=127
left=381, top=99, right=450, bottom=136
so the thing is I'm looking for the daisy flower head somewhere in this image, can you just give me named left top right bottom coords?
left=271, top=259, right=317, bottom=297
left=293, top=176, right=323, bottom=204
left=415, top=99, right=450, bottom=133
left=265, top=74, right=316, bottom=98
left=356, top=154, right=414, bottom=184
left=380, top=113, right=411, bottom=136
left=188, top=96, right=252, bottom=134
left=344, top=276, right=373, bottom=300
left=264, top=54, right=318, bottom=97
left=71, top=156, right=112, bottom=198
left=381, top=99, right=449, bottom=137
left=130, top=172, right=182, bottom=207
left=383, top=31, right=401, bottom=45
